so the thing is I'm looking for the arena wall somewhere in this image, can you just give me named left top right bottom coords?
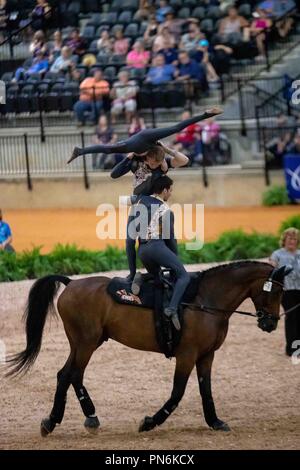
left=0, top=168, right=285, bottom=209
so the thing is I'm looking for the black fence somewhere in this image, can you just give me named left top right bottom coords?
left=261, top=125, right=300, bottom=185
left=220, top=7, right=300, bottom=101
left=0, top=130, right=214, bottom=190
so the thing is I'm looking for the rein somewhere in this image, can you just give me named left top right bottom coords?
left=181, top=278, right=299, bottom=320
left=181, top=302, right=257, bottom=318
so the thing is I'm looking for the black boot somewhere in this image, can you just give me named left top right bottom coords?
left=164, top=307, right=181, bottom=331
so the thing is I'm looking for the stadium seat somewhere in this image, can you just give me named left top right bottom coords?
left=124, top=23, right=139, bottom=38
left=191, top=6, right=205, bottom=20
left=109, top=54, right=126, bottom=66
left=177, top=7, right=190, bottom=19
left=118, top=11, right=133, bottom=24
left=96, top=54, right=110, bottom=66
left=89, top=13, right=102, bottom=26
left=129, top=67, right=146, bottom=81
left=99, top=13, right=118, bottom=26
left=88, top=39, right=99, bottom=54
left=82, top=0, right=100, bottom=13
left=1, top=72, right=14, bottom=83
left=121, top=0, right=139, bottom=11
left=67, top=1, right=80, bottom=14
left=169, top=0, right=183, bottom=9
left=111, top=24, right=124, bottom=35
left=82, top=25, right=95, bottom=41
left=111, top=0, right=123, bottom=12
left=238, top=4, right=252, bottom=18
left=103, top=66, right=117, bottom=81
left=200, top=18, right=214, bottom=35
left=207, top=6, right=222, bottom=19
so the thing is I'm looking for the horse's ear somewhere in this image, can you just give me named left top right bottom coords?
left=271, top=265, right=293, bottom=282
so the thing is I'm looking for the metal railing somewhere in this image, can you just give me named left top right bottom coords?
left=220, top=8, right=300, bottom=101
left=261, top=125, right=300, bottom=185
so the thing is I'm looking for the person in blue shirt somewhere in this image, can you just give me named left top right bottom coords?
left=0, top=209, right=14, bottom=252
left=175, top=50, right=208, bottom=91
left=156, top=0, right=172, bottom=23
left=145, top=54, right=175, bottom=85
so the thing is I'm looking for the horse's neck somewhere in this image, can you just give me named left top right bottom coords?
left=198, top=263, right=272, bottom=317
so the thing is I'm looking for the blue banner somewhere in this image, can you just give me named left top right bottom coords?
left=283, top=153, right=300, bottom=202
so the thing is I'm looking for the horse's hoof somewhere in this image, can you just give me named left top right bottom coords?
left=84, top=416, right=100, bottom=434
left=138, top=416, right=155, bottom=432
left=211, top=419, right=231, bottom=432
left=40, top=417, right=56, bottom=437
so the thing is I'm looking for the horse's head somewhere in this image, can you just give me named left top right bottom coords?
left=250, top=265, right=292, bottom=333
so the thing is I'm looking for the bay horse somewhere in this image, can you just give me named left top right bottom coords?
left=7, top=261, right=290, bottom=436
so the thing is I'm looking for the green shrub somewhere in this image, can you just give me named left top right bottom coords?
left=0, top=226, right=286, bottom=282
left=279, top=214, right=300, bottom=234
left=262, top=185, right=290, bottom=206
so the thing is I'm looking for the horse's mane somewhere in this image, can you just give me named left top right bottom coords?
left=201, top=260, right=272, bottom=277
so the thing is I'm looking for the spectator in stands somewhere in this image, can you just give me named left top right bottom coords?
left=160, top=11, right=190, bottom=42
left=180, top=24, right=202, bottom=53
left=286, top=132, right=300, bottom=154
left=66, top=28, right=87, bottom=57
left=266, top=113, right=295, bottom=167
left=173, top=110, right=202, bottom=165
left=156, top=0, right=172, bottom=23
left=113, top=29, right=129, bottom=56
left=247, top=8, right=272, bottom=59
left=195, top=39, right=220, bottom=85
left=201, top=117, right=221, bottom=164
left=0, top=209, right=14, bottom=253
left=152, top=25, right=176, bottom=53
left=30, top=0, right=51, bottom=31
left=143, top=14, right=160, bottom=47
left=14, top=50, right=49, bottom=80
left=91, top=115, right=118, bottom=169
left=126, top=40, right=150, bottom=69
left=29, top=30, right=48, bottom=58
left=157, top=40, right=178, bottom=65
left=74, top=69, right=110, bottom=125
left=135, top=0, right=155, bottom=21
left=97, top=29, right=113, bottom=54
left=128, top=113, right=146, bottom=137
left=49, top=30, right=63, bottom=62
left=175, top=50, right=208, bottom=92
left=50, top=46, right=74, bottom=74
left=0, top=0, right=8, bottom=42
left=146, top=53, right=175, bottom=85
left=210, top=41, right=233, bottom=76
left=110, top=71, right=138, bottom=124
left=218, top=6, right=249, bottom=42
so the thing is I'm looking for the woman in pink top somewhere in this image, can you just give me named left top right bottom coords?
left=126, top=40, right=150, bottom=69
left=248, top=9, right=272, bottom=58
left=113, top=29, right=129, bottom=56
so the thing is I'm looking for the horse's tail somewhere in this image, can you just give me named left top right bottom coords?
left=6, top=275, right=71, bottom=377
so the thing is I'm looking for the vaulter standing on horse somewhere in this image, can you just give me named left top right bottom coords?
left=135, top=175, right=190, bottom=331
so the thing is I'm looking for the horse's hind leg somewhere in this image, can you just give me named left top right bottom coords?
left=139, top=353, right=196, bottom=432
left=71, top=343, right=100, bottom=433
left=41, top=351, right=74, bottom=437
left=196, top=352, right=230, bottom=431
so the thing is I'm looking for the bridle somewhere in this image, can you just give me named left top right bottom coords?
left=181, top=277, right=286, bottom=321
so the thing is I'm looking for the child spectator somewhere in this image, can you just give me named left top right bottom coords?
left=0, top=209, right=14, bottom=252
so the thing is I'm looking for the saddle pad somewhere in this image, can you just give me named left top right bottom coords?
left=107, top=272, right=202, bottom=308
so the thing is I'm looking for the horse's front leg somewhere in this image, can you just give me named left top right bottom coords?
left=139, top=352, right=196, bottom=432
left=196, top=352, right=230, bottom=431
